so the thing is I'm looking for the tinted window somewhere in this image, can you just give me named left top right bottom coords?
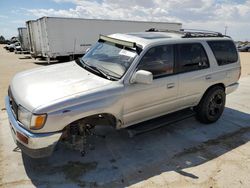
left=138, top=45, right=174, bottom=78
left=208, top=40, right=238, bottom=65
left=177, top=43, right=209, bottom=73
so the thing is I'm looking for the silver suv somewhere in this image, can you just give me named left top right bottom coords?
left=5, top=29, right=241, bottom=158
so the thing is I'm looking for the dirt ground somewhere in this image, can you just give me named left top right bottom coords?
left=239, top=52, right=250, bottom=77
left=1, top=44, right=250, bottom=188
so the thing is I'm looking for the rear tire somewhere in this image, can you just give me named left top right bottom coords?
left=196, top=86, right=226, bottom=124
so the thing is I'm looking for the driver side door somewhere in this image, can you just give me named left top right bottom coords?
left=122, top=44, right=179, bottom=127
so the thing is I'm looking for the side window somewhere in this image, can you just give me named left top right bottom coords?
left=177, top=43, right=209, bottom=73
left=138, top=45, right=174, bottom=78
left=207, top=40, right=238, bottom=66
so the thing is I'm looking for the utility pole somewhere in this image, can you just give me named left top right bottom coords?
left=224, top=26, right=228, bottom=35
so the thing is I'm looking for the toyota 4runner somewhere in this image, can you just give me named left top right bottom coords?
left=5, top=29, right=241, bottom=158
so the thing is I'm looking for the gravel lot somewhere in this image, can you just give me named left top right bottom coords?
left=1, top=45, right=250, bottom=188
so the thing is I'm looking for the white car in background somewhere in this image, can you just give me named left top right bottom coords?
left=6, top=42, right=21, bottom=52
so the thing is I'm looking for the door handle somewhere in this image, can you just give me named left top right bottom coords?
left=167, top=83, right=175, bottom=89
left=206, top=75, right=212, bottom=80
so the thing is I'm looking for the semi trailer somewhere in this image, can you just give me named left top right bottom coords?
left=27, top=17, right=182, bottom=63
left=17, top=27, right=30, bottom=52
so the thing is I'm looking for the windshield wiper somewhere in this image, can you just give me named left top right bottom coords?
left=93, top=65, right=120, bottom=81
left=79, top=59, right=118, bottom=81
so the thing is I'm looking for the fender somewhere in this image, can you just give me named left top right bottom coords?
left=33, top=85, right=125, bottom=133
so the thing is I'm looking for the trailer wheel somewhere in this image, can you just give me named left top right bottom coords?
left=69, top=55, right=74, bottom=61
left=47, top=56, right=50, bottom=64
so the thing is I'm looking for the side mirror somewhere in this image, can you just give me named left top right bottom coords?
left=132, top=70, right=153, bottom=84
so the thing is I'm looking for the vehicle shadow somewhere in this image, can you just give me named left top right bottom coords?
left=22, top=107, right=250, bottom=188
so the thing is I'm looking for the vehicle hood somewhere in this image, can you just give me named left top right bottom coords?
left=10, top=61, right=112, bottom=111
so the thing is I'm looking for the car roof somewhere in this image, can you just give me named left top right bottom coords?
left=108, top=32, right=232, bottom=48
left=109, top=32, right=181, bottom=48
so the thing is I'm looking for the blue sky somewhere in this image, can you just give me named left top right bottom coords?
left=0, top=0, right=249, bottom=41
left=0, top=0, right=75, bottom=38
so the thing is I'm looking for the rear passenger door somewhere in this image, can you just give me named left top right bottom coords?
left=176, top=42, right=211, bottom=107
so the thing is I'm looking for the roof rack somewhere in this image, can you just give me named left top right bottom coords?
left=146, top=28, right=230, bottom=38
left=181, top=29, right=225, bottom=38
left=146, top=28, right=182, bottom=34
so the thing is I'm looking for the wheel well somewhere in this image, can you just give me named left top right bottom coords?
left=60, top=113, right=118, bottom=148
left=65, top=113, right=117, bottom=129
left=207, top=83, right=225, bottom=91
left=198, top=83, right=225, bottom=104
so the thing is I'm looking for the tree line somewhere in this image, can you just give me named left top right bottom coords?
left=0, top=35, right=8, bottom=44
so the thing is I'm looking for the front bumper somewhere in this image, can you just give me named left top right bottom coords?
left=5, top=96, right=62, bottom=158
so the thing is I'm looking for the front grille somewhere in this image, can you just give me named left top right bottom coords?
left=8, top=87, right=18, bottom=118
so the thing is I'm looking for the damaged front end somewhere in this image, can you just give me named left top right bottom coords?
left=60, top=114, right=116, bottom=156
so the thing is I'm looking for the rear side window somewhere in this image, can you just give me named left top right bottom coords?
left=177, top=43, right=209, bottom=73
left=207, top=40, right=238, bottom=66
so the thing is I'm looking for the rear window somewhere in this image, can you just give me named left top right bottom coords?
left=207, top=40, right=238, bottom=66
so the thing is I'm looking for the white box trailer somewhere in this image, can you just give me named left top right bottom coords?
left=17, top=27, right=30, bottom=51
left=26, top=20, right=43, bottom=58
left=36, top=17, right=182, bottom=63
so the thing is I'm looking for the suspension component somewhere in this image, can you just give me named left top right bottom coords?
left=80, top=123, right=95, bottom=156
left=64, top=119, right=107, bottom=156
left=69, top=122, right=79, bottom=145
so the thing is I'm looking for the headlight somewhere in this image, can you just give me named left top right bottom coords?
left=18, top=105, right=47, bottom=130
left=18, top=105, right=32, bottom=128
